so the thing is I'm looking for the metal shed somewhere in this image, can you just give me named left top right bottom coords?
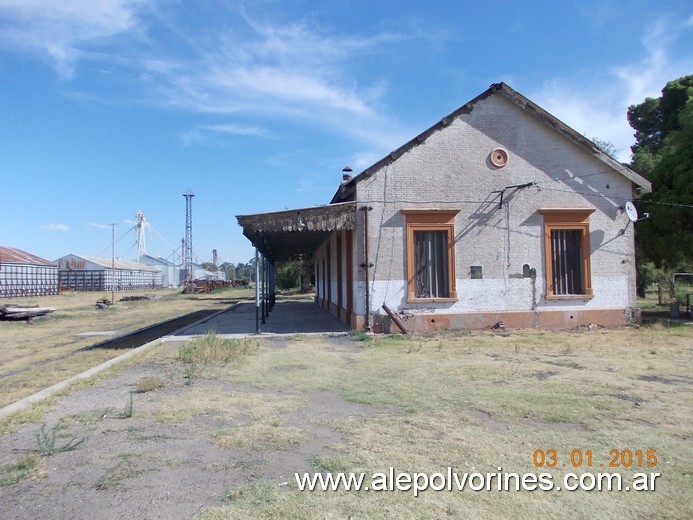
left=138, top=254, right=181, bottom=288
left=56, top=254, right=163, bottom=292
left=0, top=246, right=59, bottom=298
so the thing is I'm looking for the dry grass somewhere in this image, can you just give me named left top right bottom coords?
left=198, top=324, right=692, bottom=519
left=1, top=291, right=691, bottom=517
left=178, top=332, right=260, bottom=366
left=0, top=454, right=44, bottom=489
left=0, top=288, right=252, bottom=408
left=134, top=376, right=165, bottom=393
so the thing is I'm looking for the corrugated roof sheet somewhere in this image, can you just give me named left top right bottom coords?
left=236, top=202, right=357, bottom=261
left=61, top=254, right=160, bottom=272
left=0, top=246, right=56, bottom=266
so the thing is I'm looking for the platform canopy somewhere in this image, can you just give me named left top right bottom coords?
left=236, top=202, right=357, bottom=262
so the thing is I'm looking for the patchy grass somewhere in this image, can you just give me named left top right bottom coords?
left=34, top=423, right=89, bottom=456
left=1, top=314, right=690, bottom=517
left=155, top=387, right=248, bottom=424
left=0, top=339, right=168, bottom=433
left=178, top=332, right=259, bottom=366
left=95, top=452, right=146, bottom=490
left=134, top=376, right=165, bottom=393
left=198, top=324, right=692, bottom=519
left=0, top=454, right=44, bottom=489
left=214, top=424, right=305, bottom=451
left=0, top=287, right=251, bottom=408
left=309, top=454, right=352, bottom=474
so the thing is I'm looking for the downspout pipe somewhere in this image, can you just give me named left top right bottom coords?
left=360, top=206, right=373, bottom=331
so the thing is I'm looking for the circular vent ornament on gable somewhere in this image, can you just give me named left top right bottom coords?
left=490, top=148, right=509, bottom=167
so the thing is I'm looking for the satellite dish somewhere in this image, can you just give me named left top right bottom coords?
left=624, top=201, right=638, bottom=222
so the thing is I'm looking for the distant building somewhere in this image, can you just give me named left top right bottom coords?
left=179, top=262, right=218, bottom=284
left=0, top=246, right=58, bottom=298
left=138, top=254, right=181, bottom=288
left=56, top=254, right=163, bottom=292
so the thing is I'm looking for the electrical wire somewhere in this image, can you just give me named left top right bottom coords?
left=96, top=226, right=136, bottom=256
left=637, top=200, right=693, bottom=209
left=532, top=167, right=636, bottom=186
left=536, top=186, right=693, bottom=208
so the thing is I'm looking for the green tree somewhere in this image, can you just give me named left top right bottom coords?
left=628, top=76, right=693, bottom=296
left=201, top=262, right=218, bottom=273
left=591, top=137, right=620, bottom=159
left=233, top=258, right=257, bottom=282
left=219, top=262, right=236, bottom=280
left=628, top=76, right=693, bottom=156
left=275, top=260, right=301, bottom=290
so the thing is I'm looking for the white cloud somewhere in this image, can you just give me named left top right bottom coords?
left=533, top=16, right=693, bottom=162
left=180, top=122, right=269, bottom=145
left=611, top=16, right=684, bottom=107
left=0, top=0, right=148, bottom=76
left=41, top=224, right=70, bottom=232
left=0, top=2, right=429, bottom=157
left=350, top=151, right=387, bottom=172
left=201, top=123, right=267, bottom=136
left=146, top=16, right=392, bottom=124
left=132, top=13, right=415, bottom=156
left=88, top=222, right=112, bottom=230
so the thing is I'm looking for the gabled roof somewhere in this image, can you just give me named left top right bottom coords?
left=58, top=254, right=160, bottom=272
left=332, top=82, right=652, bottom=203
left=139, top=254, right=179, bottom=267
left=0, top=246, right=56, bottom=266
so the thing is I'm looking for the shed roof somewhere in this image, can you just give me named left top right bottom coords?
left=139, top=254, right=179, bottom=267
left=236, top=202, right=357, bottom=262
left=332, top=82, right=652, bottom=203
left=59, top=254, right=160, bottom=272
left=0, top=246, right=56, bottom=266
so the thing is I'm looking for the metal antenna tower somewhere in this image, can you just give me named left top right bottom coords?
left=183, top=190, right=195, bottom=287
left=135, top=211, right=146, bottom=263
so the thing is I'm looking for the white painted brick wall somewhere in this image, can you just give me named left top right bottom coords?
left=355, top=93, right=637, bottom=318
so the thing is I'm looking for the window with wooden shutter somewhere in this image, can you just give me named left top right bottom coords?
left=539, top=209, right=594, bottom=299
left=402, top=210, right=459, bottom=303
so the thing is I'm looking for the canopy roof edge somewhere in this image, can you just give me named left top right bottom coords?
left=236, top=202, right=357, bottom=261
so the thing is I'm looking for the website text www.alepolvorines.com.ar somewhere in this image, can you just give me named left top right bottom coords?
left=295, top=467, right=661, bottom=497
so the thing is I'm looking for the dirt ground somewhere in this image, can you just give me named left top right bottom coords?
left=1, top=323, right=691, bottom=519
left=0, top=336, right=375, bottom=520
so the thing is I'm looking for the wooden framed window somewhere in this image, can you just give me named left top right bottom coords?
left=539, top=209, right=595, bottom=299
left=402, top=210, right=459, bottom=302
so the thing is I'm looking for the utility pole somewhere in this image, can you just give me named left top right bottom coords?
left=183, top=190, right=194, bottom=291
left=110, top=223, right=117, bottom=304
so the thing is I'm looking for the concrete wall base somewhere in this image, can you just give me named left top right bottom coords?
left=316, top=296, right=639, bottom=333
left=373, top=308, right=638, bottom=333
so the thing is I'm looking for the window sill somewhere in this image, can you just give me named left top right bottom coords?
left=406, top=297, right=458, bottom=304
left=545, top=294, right=594, bottom=301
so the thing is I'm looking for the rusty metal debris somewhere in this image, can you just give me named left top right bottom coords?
left=182, top=279, right=249, bottom=294
left=382, top=303, right=408, bottom=335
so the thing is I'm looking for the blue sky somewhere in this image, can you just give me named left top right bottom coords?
left=1, top=1, right=691, bottom=266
